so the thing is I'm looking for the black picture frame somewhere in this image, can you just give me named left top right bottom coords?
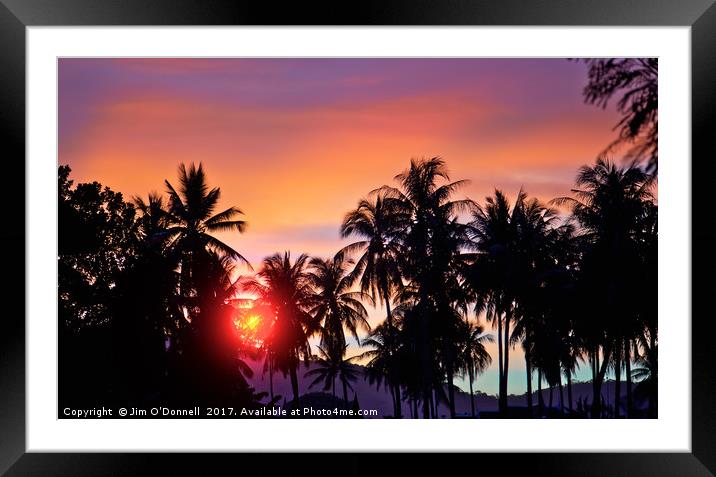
left=1, top=0, right=713, bottom=474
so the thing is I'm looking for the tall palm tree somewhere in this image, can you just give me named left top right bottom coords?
left=468, top=189, right=517, bottom=413
left=456, top=321, right=493, bottom=417
left=340, top=193, right=408, bottom=416
left=130, top=192, right=184, bottom=335
left=179, top=251, right=255, bottom=405
left=554, top=158, right=655, bottom=418
left=356, top=322, right=401, bottom=411
left=633, top=330, right=657, bottom=418
left=379, top=157, right=474, bottom=418
left=513, top=198, right=579, bottom=417
left=243, top=252, right=316, bottom=403
left=305, top=344, right=359, bottom=405
left=307, top=255, right=372, bottom=352
left=164, top=162, right=250, bottom=320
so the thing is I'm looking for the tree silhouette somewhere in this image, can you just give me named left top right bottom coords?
left=467, top=189, right=518, bottom=413
left=581, top=58, right=658, bottom=172
left=307, top=254, right=372, bottom=352
left=58, top=151, right=657, bottom=419
left=164, top=162, right=249, bottom=324
left=379, top=157, right=474, bottom=418
left=339, top=193, right=407, bottom=416
left=244, top=252, right=316, bottom=403
left=554, top=158, right=656, bottom=418
left=305, top=344, right=359, bottom=405
left=456, top=321, right=493, bottom=417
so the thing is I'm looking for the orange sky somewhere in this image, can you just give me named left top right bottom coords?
left=59, top=58, right=628, bottom=394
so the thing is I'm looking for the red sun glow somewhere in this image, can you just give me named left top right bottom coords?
left=233, top=301, right=273, bottom=347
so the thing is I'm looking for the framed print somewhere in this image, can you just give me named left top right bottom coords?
left=1, top=0, right=714, bottom=474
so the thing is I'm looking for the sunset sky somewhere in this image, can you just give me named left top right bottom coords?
left=58, top=58, right=624, bottom=395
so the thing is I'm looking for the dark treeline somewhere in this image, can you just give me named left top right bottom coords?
left=58, top=59, right=658, bottom=418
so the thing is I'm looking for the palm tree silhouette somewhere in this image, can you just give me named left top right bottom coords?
left=305, top=344, right=359, bottom=405
left=131, top=192, right=184, bottom=334
left=356, top=321, right=407, bottom=416
left=133, top=192, right=171, bottom=243
left=456, top=321, right=493, bottom=417
left=633, top=330, right=657, bottom=418
left=581, top=58, right=658, bottom=172
left=244, top=252, right=316, bottom=403
left=379, top=157, right=474, bottom=418
left=164, top=162, right=250, bottom=321
left=554, top=158, right=655, bottom=418
left=468, top=189, right=517, bottom=413
left=59, top=153, right=657, bottom=419
left=511, top=191, right=576, bottom=416
left=339, top=194, right=407, bottom=416
left=307, top=254, right=372, bottom=353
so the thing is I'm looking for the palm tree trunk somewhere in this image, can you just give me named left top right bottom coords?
left=423, top=387, right=432, bottom=419
left=332, top=377, right=336, bottom=398
left=496, top=309, right=504, bottom=413
left=591, top=344, right=612, bottom=419
left=269, top=359, right=274, bottom=402
left=445, top=352, right=456, bottom=418
left=501, top=314, right=511, bottom=413
left=625, top=339, right=633, bottom=418
left=289, top=364, right=300, bottom=403
left=418, top=298, right=432, bottom=419
left=385, top=297, right=401, bottom=419
left=590, top=348, right=598, bottom=417
left=537, top=368, right=545, bottom=416
left=394, top=385, right=402, bottom=419
left=558, top=374, right=565, bottom=416
left=431, top=388, right=437, bottom=418
left=388, top=384, right=397, bottom=417
left=549, top=382, right=554, bottom=410
left=649, top=332, right=657, bottom=418
left=420, top=330, right=433, bottom=419
left=469, top=367, right=476, bottom=417
left=614, top=347, right=622, bottom=418
left=525, top=345, right=533, bottom=416
left=567, top=370, right=573, bottom=412
left=342, top=380, right=349, bottom=407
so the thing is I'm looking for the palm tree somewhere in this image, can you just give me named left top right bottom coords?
left=305, top=344, right=359, bottom=405
left=468, top=189, right=517, bottom=414
left=164, top=162, right=250, bottom=320
left=178, top=251, right=256, bottom=405
left=456, top=321, right=493, bottom=417
left=133, top=192, right=171, bottom=244
left=379, top=157, right=474, bottom=418
left=581, top=58, right=658, bottom=172
left=510, top=191, right=566, bottom=416
left=560, top=333, right=583, bottom=414
left=243, top=252, right=316, bottom=403
left=340, top=193, right=408, bottom=416
left=130, top=192, right=184, bottom=334
left=554, top=158, right=655, bottom=418
left=356, top=322, right=400, bottom=409
left=633, top=331, right=657, bottom=418
left=307, top=254, right=372, bottom=353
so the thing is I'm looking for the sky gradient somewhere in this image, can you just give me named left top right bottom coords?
left=59, top=58, right=623, bottom=395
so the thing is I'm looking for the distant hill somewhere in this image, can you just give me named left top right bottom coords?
left=244, top=357, right=648, bottom=418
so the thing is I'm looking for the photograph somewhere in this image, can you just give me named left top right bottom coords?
left=57, top=57, right=658, bottom=420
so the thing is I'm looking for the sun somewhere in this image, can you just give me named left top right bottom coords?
left=243, top=314, right=261, bottom=332
left=233, top=306, right=269, bottom=348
